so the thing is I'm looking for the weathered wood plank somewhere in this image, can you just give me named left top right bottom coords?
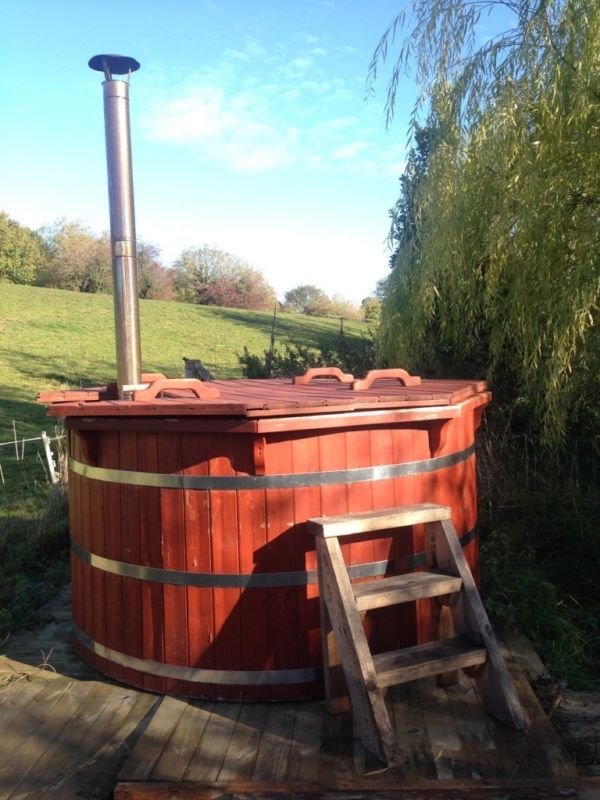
left=0, top=679, right=96, bottom=798
left=353, top=572, right=462, bottom=611
left=389, top=681, right=437, bottom=779
left=503, top=651, right=578, bottom=779
left=316, top=536, right=396, bottom=765
left=151, top=702, right=214, bottom=782
left=373, top=638, right=487, bottom=688
left=0, top=657, right=60, bottom=681
left=417, top=676, right=474, bottom=780
left=317, top=583, right=349, bottom=714
left=8, top=681, right=116, bottom=799
left=442, top=678, right=502, bottom=779
left=317, top=708, right=356, bottom=781
left=113, top=777, right=600, bottom=800
left=183, top=703, right=241, bottom=782
left=119, top=696, right=189, bottom=781
left=0, top=678, right=52, bottom=739
left=251, top=703, right=297, bottom=781
left=428, top=519, right=527, bottom=731
left=284, top=702, right=323, bottom=782
left=0, top=678, right=74, bottom=767
left=28, top=685, right=154, bottom=798
left=217, top=702, right=271, bottom=782
left=309, top=504, right=452, bottom=538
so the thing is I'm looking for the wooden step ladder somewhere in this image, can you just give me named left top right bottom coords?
left=308, top=503, right=527, bottom=767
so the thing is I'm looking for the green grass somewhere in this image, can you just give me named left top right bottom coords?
left=0, top=283, right=368, bottom=636
left=0, top=283, right=368, bottom=514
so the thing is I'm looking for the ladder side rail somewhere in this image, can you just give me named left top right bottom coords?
left=316, top=535, right=397, bottom=765
left=429, top=519, right=527, bottom=730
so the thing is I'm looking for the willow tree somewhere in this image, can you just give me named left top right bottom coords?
left=372, top=0, right=600, bottom=444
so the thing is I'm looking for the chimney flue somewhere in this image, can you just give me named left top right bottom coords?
left=89, top=54, right=142, bottom=399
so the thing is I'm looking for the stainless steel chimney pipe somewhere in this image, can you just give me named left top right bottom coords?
left=89, top=54, right=143, bottom=399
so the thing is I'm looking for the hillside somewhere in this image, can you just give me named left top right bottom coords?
left=0, top=283, right=368, bottom=513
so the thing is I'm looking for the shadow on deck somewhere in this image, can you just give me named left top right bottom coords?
left=0, top=587, right=598, bottom=800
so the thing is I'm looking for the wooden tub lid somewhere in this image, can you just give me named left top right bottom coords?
left=38, top=368, right=488, bottom=419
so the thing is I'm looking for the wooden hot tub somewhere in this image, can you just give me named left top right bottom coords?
left=41, top=368, right=490, bottom=701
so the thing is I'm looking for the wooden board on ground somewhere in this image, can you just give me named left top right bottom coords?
left=0, top=662, right=156, bottom=800
left=113, top=779, right=600, bottom=799
left=117, top=636, right=578, bottom=793
left=0, top=587, right=585, bottom=799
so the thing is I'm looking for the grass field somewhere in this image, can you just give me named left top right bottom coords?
left=0, top=283, right=369, bottom=634
left=0, top=283, right=368, bottom=514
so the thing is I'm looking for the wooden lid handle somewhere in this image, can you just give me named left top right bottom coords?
left=293, top=367, right=354, bottom=385
left=132, top=378, right=221, bottom=401
left=351, top=369, right=422, bottom=391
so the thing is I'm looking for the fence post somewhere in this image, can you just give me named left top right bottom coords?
left=41, top=431, right=58, bottom=484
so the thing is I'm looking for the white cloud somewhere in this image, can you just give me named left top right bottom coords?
left=141, top=39, right=405, bottom=175
left=289, top=56, right=314, bottom=71
left=332, top=141, right=368, bottom=159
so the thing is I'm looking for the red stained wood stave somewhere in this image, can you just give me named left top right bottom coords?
left=67, top=394, right=487, bottom=700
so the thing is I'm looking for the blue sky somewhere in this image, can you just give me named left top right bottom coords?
left=1, top=1, right=417, bottom=303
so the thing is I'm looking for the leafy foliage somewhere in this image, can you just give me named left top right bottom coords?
left=476, top=425, right=600, bottom=686
left=283, top=284, right=333, bottom=316
left=38, top=219, right=112, bottom=293
left=238, top=330, right=375, bottom=379
left=360, top=296, right=382, bottom=324
left=0, top=212, right=47, bottom=285
left=283, top=284, right=362, bottom=319
left=172, top=245, right=277, bottom=310
left=137, top=240, right=174, bottom=300
left=376, top=0, right=600, bottom=445
left=372, top=0, right=600, bottom=686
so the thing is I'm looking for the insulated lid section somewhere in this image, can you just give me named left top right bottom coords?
left=38, top=368, right=489, bottom=419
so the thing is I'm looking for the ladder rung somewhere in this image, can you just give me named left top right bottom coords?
left=308, top=503, right=452, bottom=538
left=353, top=571, right=462, bottom=611
left=373, top=637, right=487, bottom=688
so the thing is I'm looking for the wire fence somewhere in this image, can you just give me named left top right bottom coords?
left=0, top=427, right=65, bottom=486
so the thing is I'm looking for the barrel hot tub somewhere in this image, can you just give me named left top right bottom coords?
left=42, top=368, right=490, bottom=701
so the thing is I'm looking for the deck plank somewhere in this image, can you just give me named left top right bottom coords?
left=218, top=703, right=271, bottom=782
left=182, top=703, right=241, bottom=782
left=417, top=676, right=473, bottom=780
left=0, top=591, right=579, bottom=797
left=152, top=702, right=214, bottom=782
left=0, top=678, right=96, bottom=798
left=0, top=678, right=74, bottom=772
left=505, top=650, right=578, bottom=779
left=251, top=703, right=297, bottom=781
left=52, top=689, right=157, bottom=800
left=0, top=678, right=51, bottom=738
left=8, top=681, right=116, bottom=799
left=443, top=677, right=501, bottom=779
left=119, top=696, right=189, bottom=781
left=113, top=777, right=600, bottom=799
left=28, top=685, right=154, bottom=798
left=285, top=702, right=323, bottom=782
left=317, top=707, right=356, bottom=781
left=389, top=681, right=437, bottom=780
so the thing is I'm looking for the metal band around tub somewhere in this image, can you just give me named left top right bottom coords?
left=68, top=443, right=475, bottom=490
left=71, top=528, right=476, bottom=588
left=73, top=624, right=319, bottom=686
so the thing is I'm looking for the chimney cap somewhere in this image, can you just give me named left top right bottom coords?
left=88, top=54, right=140, bottom=77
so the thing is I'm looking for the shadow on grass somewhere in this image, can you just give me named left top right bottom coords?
left=201, top=306, right=365, bottom=347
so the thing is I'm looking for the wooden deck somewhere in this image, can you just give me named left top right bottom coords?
left=1, top=587, right=598, bottom=799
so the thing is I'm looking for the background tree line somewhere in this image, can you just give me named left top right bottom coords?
left=0, top=211, right=376, bottom=319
